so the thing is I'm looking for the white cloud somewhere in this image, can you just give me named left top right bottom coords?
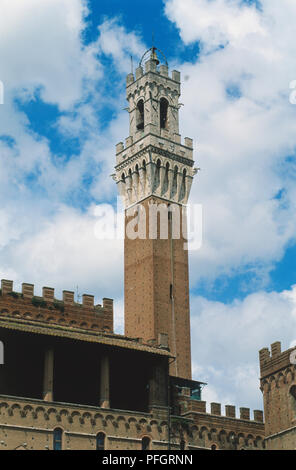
left=0, top=0, right=94, bottom=109
left=191, top=286, right=296, bottom=409
left=0, top=3, right=141, bottom=331
left=97, top=18, right=144, bottom=74
left=0, top=204, right=124, bottom=309
left=165, top=0, right=264, bottom=51
left=0, top=1, right=144, bottom=206
left=166, top=0, right=296, bottom=410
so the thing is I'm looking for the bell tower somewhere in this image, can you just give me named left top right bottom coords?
left=114, top=48, right=197, bottom=379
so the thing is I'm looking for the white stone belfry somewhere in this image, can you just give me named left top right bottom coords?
left=114, top=48, right=198, bottom=208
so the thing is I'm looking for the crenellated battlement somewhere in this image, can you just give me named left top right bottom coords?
left=177, top=394, right=264, bottom=423
left=0, top=279, right=113, bottom=334
left=116, top=133, right=194, bottom=159
left=173, top=388, right=265, bottom=449
left=259, top=341, right=296, bottom=379
left=126, top=64, right=181, bottom=88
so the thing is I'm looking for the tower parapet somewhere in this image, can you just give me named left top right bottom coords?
left=114, top=47, right=198, bottom=209
left=259, top=341, right=296, bottom=449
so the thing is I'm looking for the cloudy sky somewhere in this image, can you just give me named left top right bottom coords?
left=1, top=0, right=296, bottom=415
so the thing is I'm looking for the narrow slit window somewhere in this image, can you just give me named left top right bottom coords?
left=136, top=99, right=144, bottom=130
left=160, top=98, right=169, bottom=129
left=290, top=385, right=296, bottom=415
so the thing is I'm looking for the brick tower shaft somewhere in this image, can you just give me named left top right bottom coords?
left=124, top=197, right=191, bottom=378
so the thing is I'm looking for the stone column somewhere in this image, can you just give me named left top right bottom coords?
left=100, top=356, right=110, bottom=408
left=43, top=349, right=54, bottom=402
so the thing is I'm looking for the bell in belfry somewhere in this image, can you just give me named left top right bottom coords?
left=150, top=47, right=160, bottom=65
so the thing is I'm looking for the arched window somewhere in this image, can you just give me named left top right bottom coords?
left=96, top=432, right=105, bottom=450
left=211, top=444, right=217, bottom=450
left=142, top=436, right=151, bottom=450
left=53, top=428, right=63, bottom=451
left=160, top=98, right=169, bottom=129
left=136, top=100, right=144, bottom=130
left=180, top=168, right=186, bottom=201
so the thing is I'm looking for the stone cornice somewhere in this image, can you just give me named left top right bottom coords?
left=115, top=144, right=194, bottom=172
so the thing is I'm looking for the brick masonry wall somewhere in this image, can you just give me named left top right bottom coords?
left=0, top=395, right=264, bottom=450
left=174, top=388, right=265, bottom=450
left=124, top=197, right=191, bottom=380
left=0, top=280, right=113, bottom=334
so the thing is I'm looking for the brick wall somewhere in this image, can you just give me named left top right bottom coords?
left=124, top=196, right=191, bottom=379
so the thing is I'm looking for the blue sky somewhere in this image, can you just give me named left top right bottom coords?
left=1, top=0, right=296, bottom=413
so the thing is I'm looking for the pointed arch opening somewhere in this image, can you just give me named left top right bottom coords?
left=96, top=432, right=105, bottom=450
left=141, top=436, right=151, bottom=450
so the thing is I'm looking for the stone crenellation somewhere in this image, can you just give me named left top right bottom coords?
left=115, top=133, right=194, bottom=158
left=0, top=279, right=113, bottom=334
left=178, top=396, right=263, bottom=423
left=113, top=56, right=198, bottom=210
left=259, top=341, right=296, bottom=378
left=126, top=64, right=181, bottom=87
